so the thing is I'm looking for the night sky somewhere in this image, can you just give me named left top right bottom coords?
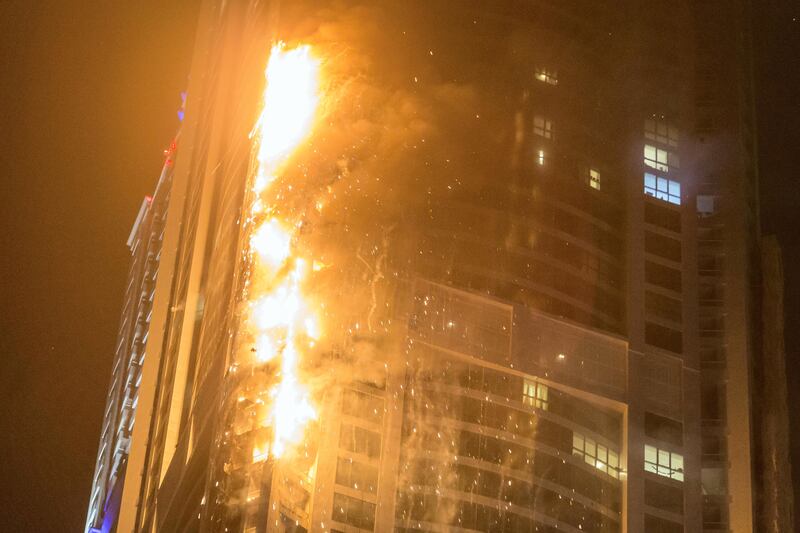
left=0, top=1, right=798, bottom=531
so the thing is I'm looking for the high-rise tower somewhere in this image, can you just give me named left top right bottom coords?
left=86, top=2, right=789, bottom=532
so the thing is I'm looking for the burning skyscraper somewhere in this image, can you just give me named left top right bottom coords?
left=85, top=1, right=790, bottom=532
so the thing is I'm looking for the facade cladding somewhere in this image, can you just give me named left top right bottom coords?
left=85, top=1, right=793, bottom=533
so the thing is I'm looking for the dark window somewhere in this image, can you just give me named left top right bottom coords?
left=701, top=383, right=724, bottom=421
left=645, top=412, right=684, bottom=446
left=701, top=433, right=723, bottom=459
left=645, top=201, right=681, bottom=232
left=645, top=478, right=684, bottom=515
left=646, top=261, right=682, bottom=292
left=645, top=291, right=682, bottom=322
left=645, top=322, right=683, bottom=353
left=645, top=231, right=682, bottom=262
left=645, top=513, right=683, bottom=533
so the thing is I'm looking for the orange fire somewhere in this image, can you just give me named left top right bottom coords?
left=245, top=43, right=322, bottom=460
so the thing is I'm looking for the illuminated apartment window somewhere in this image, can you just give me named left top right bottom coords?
left=533, top=115, right=553, bottom=139
left=588, top=168, right=601, bottom=190
left=534, top=67, right=558, bottom=85
left=522, top=379, right=549, bottom=410
left=644, top=144, right=678, bottom=172
left=537, top=149, right=545, bottom=166
left=573, top=432, right=620, bottom=479
left=645, top=118, right=679, bottom=147
left=644, top=172, right=681, bottom=205
left=644, top=444, right=684, bottom=481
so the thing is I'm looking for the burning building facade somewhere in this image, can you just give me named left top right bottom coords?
left=86, top=1, right=781, bottom=532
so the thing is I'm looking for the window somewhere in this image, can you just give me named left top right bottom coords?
left=701, top=467, right=726, bottom=496
left=644, top=412, right=684, bottom=446
left=588, top=168, right=601, bottom=190
left=645, top=322, right=683, bottom=354
left=573, top=432, right=621, bottom=479
left=644, top=145, right=679, bottom=173
left=645, top=119, right=679, bottom=147
left=335, top=457, right=378, bottom=494
left=339, top=423, right=382, bottom=459
left=645, top=478, right=684, bottom=515
left=645, top=201, right=681, bottom=232
left=645, top=291, right=682, bottom=322
left=342, top=389, right=384, bottom=424
left=332, top=492, right=376, bottom=530
left=696, top=195, right=715, bottom=216
left=644, top=444, right=684, bottom=481
left=645, top=260, right=682, bottom=292
left=645, top=513, right=684, bottom=533
left=533, top=115, right=553, bottom=139
left=537, top=149, right=545, bottom=166
left=645, top=230, right=682, bottom=262
left=522, top=379, right=548, bottom=410
left=645, top=173, right=681, bottom=205
left=535, top=67, right=558, bottom=85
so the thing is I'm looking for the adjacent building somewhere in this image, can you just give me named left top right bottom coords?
left=85, top=146, right=174, bottom=533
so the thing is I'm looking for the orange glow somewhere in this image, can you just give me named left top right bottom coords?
left=243, top=43, right=322, bottom=460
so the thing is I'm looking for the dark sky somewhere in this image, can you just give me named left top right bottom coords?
left=755, top=0, right=800, bottom=518
left=0, top=1, right=797, bottom=531
left=0, top=2, right=199, bottom=531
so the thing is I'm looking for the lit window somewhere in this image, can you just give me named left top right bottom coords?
left=645, top=118, right=679, bottom=147
left=535, top=67, right=558, bottom=86
left=644, top=173, right=681, bottom=205
left=644, top=444, right=684, bottom=481
left=573, top=432, right=621, bottom=479
left=644, top=144, right=678, bottom=173
left=589, top=168, right=601, bottom=190
left=522, top=379, right=549, bottom=410
left=533, top=115, right=553, bottom=139
left=537, top=149, right=545, bottom=166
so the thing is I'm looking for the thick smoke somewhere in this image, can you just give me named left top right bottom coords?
left=251, top=1, right=535, bottom=527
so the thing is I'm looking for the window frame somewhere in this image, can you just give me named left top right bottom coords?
left=644, top=443, right=684, bottom=482
left=644, top=172, right=681, bottom=205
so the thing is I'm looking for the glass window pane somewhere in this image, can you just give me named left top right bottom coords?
left=598, top=445, right=608, bottom=462
left=658, top=449, right=670, bottom=466
left=586, top=438, right=596, bottom=457
left=669, top=180, right=680, bottom=196
left=645, top=445, right=657, bottom=463
left=645, top=173, right=656, bottom=188
left=657, top=177, right=668, bottom=191
left=609, top=451, right=619, bottom=468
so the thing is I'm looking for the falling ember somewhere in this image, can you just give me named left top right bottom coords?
left=243, top=43, right=322, bottom=460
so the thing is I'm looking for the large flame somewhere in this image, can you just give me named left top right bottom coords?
left=245, top=43, right=321, bottom=460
